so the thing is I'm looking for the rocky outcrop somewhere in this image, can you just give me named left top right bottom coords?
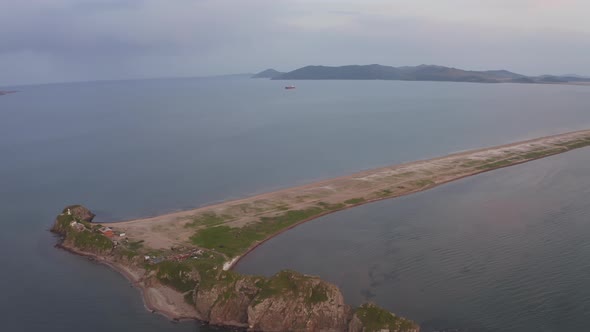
left=51, top=205, right=95, bottom=234
left=247, top=271, right=351, bottom=331
left=52, top=207, right=419, bottom=331
left=195, top=273, right=260, bottom=327
left=65, top=205, right=96, bottom=222
left=192, top=270, right=419, bottom=331
left=349, top=303, right=420, bottom=332
left=51, top=205, right=112, bottom=255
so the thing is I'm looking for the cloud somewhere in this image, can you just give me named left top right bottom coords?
left=1, top=0, right=590, bottom=85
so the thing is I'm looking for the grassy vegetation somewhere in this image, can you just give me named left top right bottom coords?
left=344, top=197, right=366, bottom=205
left=396, top=171, right=415, bottom=177
left=154, top=261, right=197, bottom=292
left=118, top=248, right=139, bottom=259
left=191, top=207, right=324, bottom=257
left=308, top=284, right=328, bottom=304
left=185, top=212, right=232, bottom=228
left=520, top=148, right=563, bottom=159
left=564, top=141, right=590, bottom=149
left=251, top=270, right=331, bottom=307
left=69, top=229, right=113, bottom=252
left=412, top=179, right=434, bottom=187
left=115, top=240, right=145, bottom=259
left=476, top=159, right=514, bottom=170
left=355, top=303, right=417, bottom=332
left=275, top=204, right=290, bottom=211
left=374, top=189, right=393, bottom=197
left=209, top=271, right=265, bottom=305
left=147, top=252, right=225, bottom=292
left=468, top=140, right=590, bottom=171
left=316, top=201, right=345, bottom=211
left=55, top=214, right=74, bottom=231
left=185, top=254, right=226, bottom=291
left=253, top=270, right=300, bottom=305
left=79, top=220, right=93, bottom=229
left=127, top=240, right=144, bottom=251
left=460, top=159, right=483, bottom=168
left=556, top=137, right=590, bottom=150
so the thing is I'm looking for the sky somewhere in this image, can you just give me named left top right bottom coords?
left=2, top=0, right=590, bottom=86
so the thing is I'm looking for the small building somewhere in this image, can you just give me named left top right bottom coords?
left=99, top=227, right=114, bottom=238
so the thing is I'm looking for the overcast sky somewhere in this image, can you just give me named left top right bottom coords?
left=2, top=0, right=590, bottom=86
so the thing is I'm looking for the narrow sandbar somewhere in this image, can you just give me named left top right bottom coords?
left=108, top=129, right=590, bottom=266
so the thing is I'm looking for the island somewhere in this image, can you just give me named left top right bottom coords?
left=251, top=69, right=285, bottom=79
left=51, top=129, right=590, bottom=331
left=252, top=65, right=590, bottom=85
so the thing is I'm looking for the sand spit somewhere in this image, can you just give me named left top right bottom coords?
left=108, top=129, right=590, bottom=259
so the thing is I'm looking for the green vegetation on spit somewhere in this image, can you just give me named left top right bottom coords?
left=69, top=229, right=113, bottom=251
left=355, top=303, right=418, bottom=332
left=153, top=261, right=197, bottom=292
left=185, top=212, right=232, bottom=228
left=344, top=197, right=366, bottom=205
left=55, top=214, right=112, bottom=252
left=191, top=206, right=324, bottom=257
left=375, top=189, right=393, bottom=197
left=412, top=179, right=435, bottom=187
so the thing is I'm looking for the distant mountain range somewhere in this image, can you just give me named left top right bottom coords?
left=251, top=69, right=284, bottom=79
left=252, top=65, right=590, bottom=84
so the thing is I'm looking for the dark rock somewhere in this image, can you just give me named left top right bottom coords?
left=63, top=205, right=96, bottom=222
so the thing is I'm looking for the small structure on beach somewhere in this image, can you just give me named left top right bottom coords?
left=99, top=227, right=114, bottom=238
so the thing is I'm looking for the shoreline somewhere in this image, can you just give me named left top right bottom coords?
left=106, top=129, right=590, bottom=253
left=227, top=136, right=575, bottom=270
left=108, top=128, right=590, bottom=227
left=55, top=241, right=198, bottom=321
left=52, top=128, right=590, bottom=329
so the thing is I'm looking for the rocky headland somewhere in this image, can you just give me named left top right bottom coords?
left=52, top=205, right=418, bottom=331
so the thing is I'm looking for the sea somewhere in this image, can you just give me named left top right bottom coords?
left=2, top=77, right=590, bottom=331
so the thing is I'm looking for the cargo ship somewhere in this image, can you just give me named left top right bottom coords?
left=284, top=85, right=296, bottom=90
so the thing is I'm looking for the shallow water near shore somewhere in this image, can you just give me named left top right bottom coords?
left=2, top=77, right=590, bottom=331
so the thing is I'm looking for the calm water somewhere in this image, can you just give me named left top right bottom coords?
left=1, top=77, right=590, bottom=331
left=236, top=148, right=590, bottom=332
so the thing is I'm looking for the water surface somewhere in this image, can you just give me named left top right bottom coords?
left=236, top=148, right=590, bottom=332
left=2, top=78, right=590, bottom=331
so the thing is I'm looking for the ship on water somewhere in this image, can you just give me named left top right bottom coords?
left=284, top=85, right=296, bottom=90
